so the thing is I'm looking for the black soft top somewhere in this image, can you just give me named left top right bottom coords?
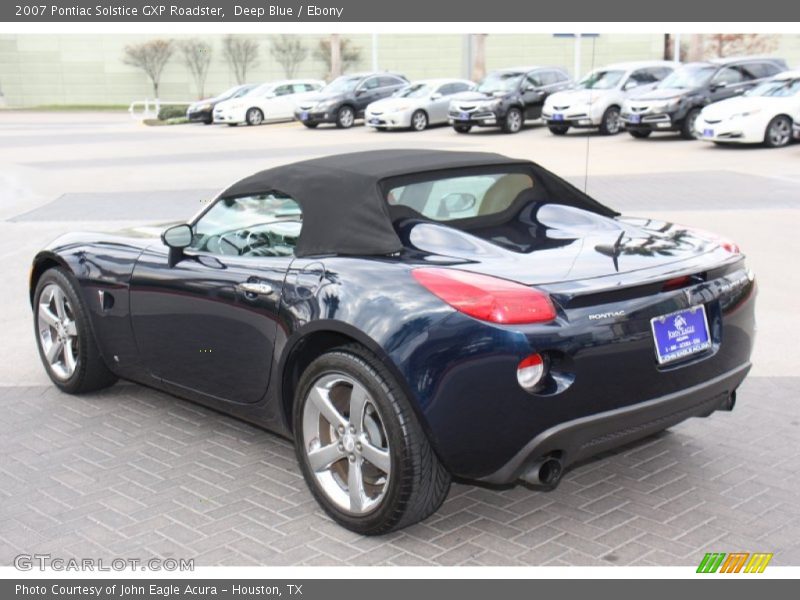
left=220, top=149, right=616, bottom=257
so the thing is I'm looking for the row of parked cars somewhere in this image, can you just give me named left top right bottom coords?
left=185, top=55, right=800, bottom=147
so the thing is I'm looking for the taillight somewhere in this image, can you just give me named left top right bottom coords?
left=688, top=226, right=740, bottom=254
left=412, top=268, right=557, bottom=325
left=662, top=275, right=693, bottom=292
left=517, top=353, right=546, bottom=391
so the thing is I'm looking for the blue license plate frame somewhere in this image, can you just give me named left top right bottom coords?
left=650, top=305, right=712, bottom=365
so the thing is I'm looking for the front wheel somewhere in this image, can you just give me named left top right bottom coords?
left=33, top=268, right=118, bottom=394
left=245, top=107, right=264, bottom=126
left=680, top=108, right=701, bottom=140
left=764, top=115, right=793, bottom=148
left=599, top=106, right=621, bottom=135
left=548, top=124, right=569, bottom=135
left=502, top=107, right=523, bottom=133
left=628, top=129, right=652, bottom=139
left=453, top=124, right=472, bottom=134
left=336, top=105, right=355, bottom=129
left=293, top=346, right=451, bottom=535
left=302, top=121, right=319, bottom=128
left=410, top=110, right=428, bottom=132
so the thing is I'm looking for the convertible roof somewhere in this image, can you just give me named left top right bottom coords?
left=220, top=149, right=616, bottom=257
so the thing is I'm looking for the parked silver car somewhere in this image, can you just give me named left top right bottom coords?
left=365, top=79, right=475, bottom=131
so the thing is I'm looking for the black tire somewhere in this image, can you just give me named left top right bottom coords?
left=628, top=129, right=652, bottom=139
left=680, top=108, right=701, bottom=140
left=410, top=110, right=428, bottom=132
left=226, top=123, right=238, bottom=127
left=763, top=115, right=793, bottom=148
left=302, top=121, right=319, bottom=128
left=245, top=107, right=264, bottom=126
left=598, top=105, right=622, bottom=135
left=33, top=268, right=117, bottom=394
left=453, top=125, right=472, bottom=134
left=293, top=344, right=451, bottom=535
left=548, top=124, right=569, bottom=135
left=335, top=105, right=355, bottom=129
left=203, top=118, right=213, bottom=125
left=501, top=107, right=523, bottom=133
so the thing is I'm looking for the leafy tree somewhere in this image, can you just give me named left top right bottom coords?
left=314, top=36, right=362, bottom=79
left=122, top=39, right=174, bottom=98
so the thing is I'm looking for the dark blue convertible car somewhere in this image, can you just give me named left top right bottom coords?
left=30, top=150, right=755, bottom=534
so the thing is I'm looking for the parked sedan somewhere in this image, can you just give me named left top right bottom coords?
left=542, top=61, right=674, bottom=135
left=364, top=79, right=475, bottom=131
left=448, top=66, right=572, bottom=133
left=696, top=70, right=800, bottom=147
left=186, top=83, right=257, bottom=124
left=213, top=79, right=324, bottom=126
left=622, top=56, right=788, bottom=139
left=295, top=72, right=408, bottom=129
left=30, top=150, right=755, bottom=534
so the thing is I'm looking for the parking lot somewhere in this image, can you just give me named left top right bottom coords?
left=1, top=111, right=799, bottom=566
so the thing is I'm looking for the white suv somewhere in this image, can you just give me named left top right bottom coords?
left=542, top=61, right=675, bottom=135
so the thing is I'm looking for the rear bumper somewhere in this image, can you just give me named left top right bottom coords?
left=480, top=362, right=750, bottom=485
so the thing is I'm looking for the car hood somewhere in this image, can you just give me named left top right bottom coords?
left=368, top=97, right=425, bottom=111
left=633, top=87, right=692, bottom=102
left=546, top=88, right=612, bottom=106
left=449, top=90, right=510, bottom=103
left=701, top=95, right=792, bottom=120
left=403, top=205, right=732, bottom=286
left=298, top=92, right=346, bottom=106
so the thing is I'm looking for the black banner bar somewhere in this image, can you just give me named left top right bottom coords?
left=4, top=0, right=800, bottom=22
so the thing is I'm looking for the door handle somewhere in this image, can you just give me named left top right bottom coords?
left=236, top=281, right=274, bottom=296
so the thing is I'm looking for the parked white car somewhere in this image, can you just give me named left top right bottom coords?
left=542, top=61, right=675, bottom=135
left=696, top=70, right=800, bottom=147
left=364, top=79, right=475, bottom=131
left=214, top=79, right=324, bottom=126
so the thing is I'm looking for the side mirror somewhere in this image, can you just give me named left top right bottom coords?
left=162, top=224, right=193, bottom=249
left=623, top=80, right=638, bottom=91
left=523, top=85, right=537, bottom=93
left=711, top=81, right=728, bottom=91
left=430, top=92, right=443, bottom=100
left=355, top=88, right=366, bottom=96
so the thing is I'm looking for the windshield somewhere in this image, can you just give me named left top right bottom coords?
left=578, top=70, right=626, bottom=90
left=324, top=76, right=361, bottom=94
left=746, top=77, right=800, bottom=97
left=658, top=65, right=716, bottom=89
left=216, top=85, right=251, bottom=101
left=247, top=83, right=274, bottom=97
left=395, top=83, right=432, bottom=98
left=478, top=72, right=523, bottom=94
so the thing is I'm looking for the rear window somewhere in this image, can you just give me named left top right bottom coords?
left=386, top=172, right=535, bottom=221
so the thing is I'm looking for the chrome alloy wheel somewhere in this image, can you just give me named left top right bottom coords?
left=506, top=109, right=522, bottom=132
left=301, top=373, right=391, bottom=515
left=605, top=107, right=621, bottom=134
left=338, top=106, right=355, bottom=128
left=247, top=108, right=263, bottom=125
left=411, top=110, right=428, bottom=131
left=37, top=283, right=79, bottom=380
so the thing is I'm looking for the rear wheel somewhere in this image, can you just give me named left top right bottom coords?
left=336, top=105, right=355, bottom=129
left=246, top=107, right=264, bottom=126
left=548, top=124, right=569, bottom=135
left=502, top=107, right=523, bottom=133
left=293, top=345, right=451, bottom=535
left=680, top=108, right=701, bottom=140
left=410, top=110, right=428, bottom=132
left=628, top=129, right=652, bottom=138
left=33, top=268, right=117, bottom=394
left=599, top=106, right=621, bottom=135
left=764, top=115, right=792, bottom=148
left=453, top=125, right=472, bottom=134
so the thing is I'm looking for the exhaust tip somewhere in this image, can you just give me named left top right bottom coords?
left=722, top=390, right=737, bottom=411
left=521, top=456, right=564, bottom=489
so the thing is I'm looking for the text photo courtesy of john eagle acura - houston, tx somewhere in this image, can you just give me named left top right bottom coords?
left=1, top=19, right=799, bottom=580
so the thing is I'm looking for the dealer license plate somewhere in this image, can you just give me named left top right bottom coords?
left=300, top=111, right=308, bottom=120
left=369, top=118, right=380, bottom=125
left=703, top=128, right=714, bottom=138
left=552, top=113, right=564, bottom=121
left=629, top=114, right=641, bottom=124
left=459, top=112, right=470, bottom=120
left=650, top=306, right=712, bottom=365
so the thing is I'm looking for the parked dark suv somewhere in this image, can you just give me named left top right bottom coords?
left=294, top=72, right=408, bottom=129
left=621, top=56, right=788, bottom=139
left=448, top=66, right=572, bottom=133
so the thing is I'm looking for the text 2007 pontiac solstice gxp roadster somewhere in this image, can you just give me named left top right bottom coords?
left=30, top=150, right=755, bottom=534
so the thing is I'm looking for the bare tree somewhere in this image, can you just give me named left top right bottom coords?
left=314, top=36, right=361, bottom=79
left=179, top=39, right=212, bottom=99
left=270, top=35, right=308, bottom=78
left=122, top=39, right=174, bottom=99
left=470, top=34, right=488, bottom=82
left=222, top=35, right=260, bottom=84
